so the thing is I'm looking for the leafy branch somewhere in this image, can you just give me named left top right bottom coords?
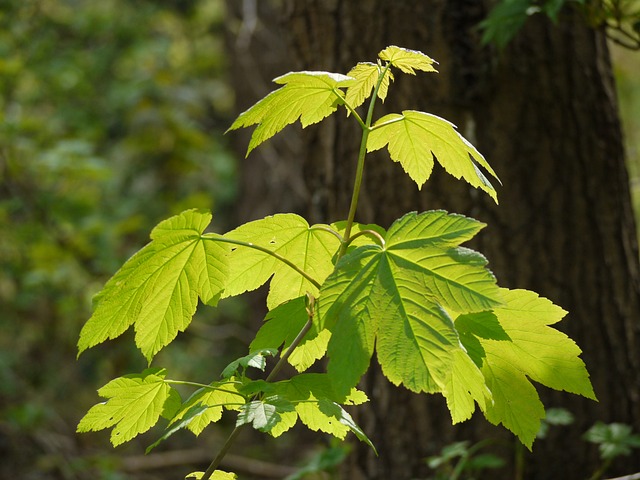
left=77, top=45, right=595, bottom=480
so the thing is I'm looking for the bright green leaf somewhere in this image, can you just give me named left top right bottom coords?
left=222, top=214, right=341, bottom=309
left=386, top=210, right=486, bottom=248
left=320, top=211, right=501, bottom=397
left=378, top=45, right=438, bottom=74
left=318, top=246, right=381, bottom=396
left=443, top=349, right=491, bottom=423
left=78, top=209, right=228, bottom=361
left=458, top=289, right=596, bottom=448
left=344, top=62, right=394, bottom=109
left=367, top=110, right=500, bottom=202
left=227, top=71, right=352, bottom=156
left=77, top=368, right=179, bottom=447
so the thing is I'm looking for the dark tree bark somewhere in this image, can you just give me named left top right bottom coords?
left=226, top=1, right=640, bottom=478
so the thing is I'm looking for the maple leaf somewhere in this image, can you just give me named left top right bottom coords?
left=227, top=71, right=353, bottom=156
left=318, top=211, right=501, bottom=403
left=77, top=368, right=180, bottom=446
left=344, top=62, right=394, bottom=109
left=220, top=214, right=340, bottom=309
left=378, top=45, right=438, bottom=74
left=77, top=209, right=228, bottom=361
left=457, top=288, right=597, bottom=448
left=367, top=110, right=500, bottom=202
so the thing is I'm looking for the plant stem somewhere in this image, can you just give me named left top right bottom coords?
left=203, top=234, right=321, bottom=290
left=338, top=63, right=391, bottom=259
left=199, top=301, right=315, bottom=480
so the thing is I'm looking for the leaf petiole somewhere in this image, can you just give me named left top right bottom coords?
left=200, top=296, right=316, bottom=480
left=202, top=234, right=322, bottom=290
left=347, top=229, right=386, bottom=248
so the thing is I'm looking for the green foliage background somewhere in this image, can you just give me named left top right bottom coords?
left=1, top=0, right=639, bottom=478
left=0, top=1, right=241, bottom=477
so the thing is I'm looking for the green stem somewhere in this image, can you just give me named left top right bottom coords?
left=309, top=224, right=344, bottom=243
left=202, top=234, right=321, bottom=290
left=199, top=297, right=316, bottom=480
left=338, top=62, right=391, bottom=259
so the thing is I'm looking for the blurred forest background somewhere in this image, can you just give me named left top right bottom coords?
left=0, top=1, right=639, bottom=479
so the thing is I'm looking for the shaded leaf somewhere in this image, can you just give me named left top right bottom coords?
left=77, top=368, right=179, bottom=447
left=236, top=396, right=295, bottom=432
left=221, top=349, right=278, bottom=379
left=169, top=382, right=245, bottom=436
left=250, top=296, right=329, bottom=372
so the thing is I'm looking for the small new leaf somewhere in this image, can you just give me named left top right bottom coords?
left=378, top=45, right=438, bottom=74
left=344, top=62, right=394, bottom=110
left=77, top=209, right=228, bottom=361
left=368, top=111, right=500, bottom=202
left=227, top=71, right=352, bottom=156
left=77, top=368, right=180, bottom=447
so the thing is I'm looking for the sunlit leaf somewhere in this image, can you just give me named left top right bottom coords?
left=78, top=209, right=228, bottom=361
left=227, top=71, right=353, bottom=155
left=186, top=471, right=237, bottom=480
left=221, top=214, right=341, bottom=309
left=344, top=62, right=394, bottom=109
left=458, top=289, right=596, bottom=448
left=368, top=110, right=500, bottom=202
left=378, top=45, right=438, bottom=74
left=319, top=211, right=501, bottom=401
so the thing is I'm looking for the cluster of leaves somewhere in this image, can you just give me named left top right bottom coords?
left=77, top=46, right=595, bottom=479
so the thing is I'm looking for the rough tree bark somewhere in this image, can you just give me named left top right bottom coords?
left=226, top=1, right=640, bottom=478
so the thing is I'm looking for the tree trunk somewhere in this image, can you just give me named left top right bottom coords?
left=227, top=1, right=640, bottom=478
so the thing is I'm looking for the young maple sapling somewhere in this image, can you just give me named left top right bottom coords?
left=77, top=46, right=595, bottom=480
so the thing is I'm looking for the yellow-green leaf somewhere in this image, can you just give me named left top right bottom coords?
left=457, top=289, right=596, bottom=448
left=378, top=45, right=438, bottom=74
left=77, top=368, right=179, bottom=447
left=344, top=62, right=394, bottom=109
left=227, top=71, right=352, bottom=156
left=222, top=214, right=341, bottom=309
left=78, top=209, right=228, bottom=361
left=368, top=110, right=500, bottom=202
